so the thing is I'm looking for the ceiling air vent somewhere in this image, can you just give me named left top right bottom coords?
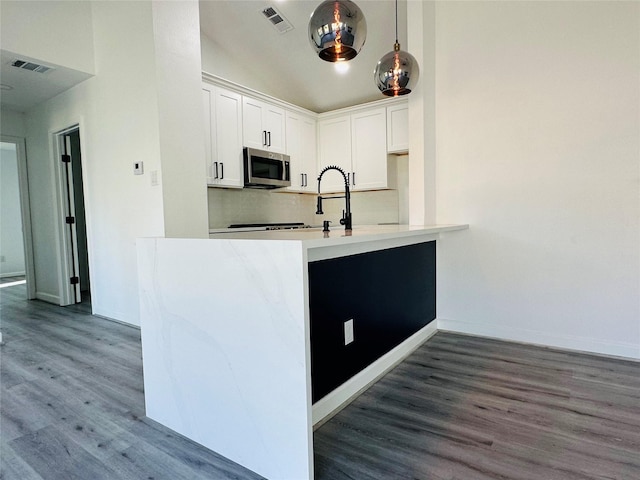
left=10, top=59, right=54, bottom=74
left=261, top=6, right=294, bottom=34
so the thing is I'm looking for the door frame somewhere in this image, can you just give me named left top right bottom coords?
left=52, top=124, right=91, bottom=306
left=0, top=135, right=36, bottom=299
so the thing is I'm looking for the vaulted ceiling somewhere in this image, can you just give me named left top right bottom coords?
left=0, top=1, right=407, bottom=113
left=199, top=0, right=408, bottom=112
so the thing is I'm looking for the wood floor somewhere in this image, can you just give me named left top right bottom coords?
left=2, top=283, right=639, bottom=480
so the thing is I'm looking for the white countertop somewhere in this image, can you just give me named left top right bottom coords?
left=137, top=222, right=468, bottom=479
left=209, top=224, right=469, bottom=249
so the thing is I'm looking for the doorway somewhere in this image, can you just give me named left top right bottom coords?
left=55, top=127, right=90, bottom=305
left=0, top=136, right=35, bottom=299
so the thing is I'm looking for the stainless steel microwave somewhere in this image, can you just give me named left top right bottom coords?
left=243, top=147, right=291, bottom=189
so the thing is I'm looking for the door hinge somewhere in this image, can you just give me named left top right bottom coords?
left=70, top=276, right=79, bottom=285
left=61, top=154, right=71, bottom=163
left=65, top=216, right=75, bottom=224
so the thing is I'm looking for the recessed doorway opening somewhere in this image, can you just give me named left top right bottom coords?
left=53, top=126, right=91, bottom=306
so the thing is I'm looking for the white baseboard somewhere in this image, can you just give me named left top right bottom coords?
left=94, top=313, right=140, bottom=330
left=312, top=321, right=438, bottom=427
left=438, top=318, right=639, bottom=360
left=0, top=271, right=26, bottom=278
left=35, top=291, right=60, bottom=305
left=92, top=303, right=139, bottom=327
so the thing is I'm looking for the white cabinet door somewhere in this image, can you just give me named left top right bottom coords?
left=263, top=103, right=286, bottom=153
left=242, top=97, right=264, bottom=150
left=351, top=107, right=387, bottom=191
left=317, top=115, right=352, bottom=193
left=213, top=87, right=243, bottom=188
left=242, top=96, right=286, bottom=153
left=202, top=86, right=215, bottom=183
left=387, top=103, right=409, bottom=153
left=286, top=111, right=317, bottom=193
left=203, top=83, right=243, bottom=188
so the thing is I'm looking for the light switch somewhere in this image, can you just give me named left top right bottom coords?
left=344, top=319, right=354, bottom=345
left=134, top=161, right=144, bottom=175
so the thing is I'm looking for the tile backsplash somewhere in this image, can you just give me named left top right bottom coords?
left=207, top=155, right=408, bottom=229
left=207, top=188, right=400, bottom=228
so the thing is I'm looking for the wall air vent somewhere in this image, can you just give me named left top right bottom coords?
left=10, top=59, right=54, bottom=74
left=261, top=5, right=294, bottom=34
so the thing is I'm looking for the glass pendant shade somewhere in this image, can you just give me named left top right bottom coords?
left=374, top=42, right=419, bottom=96
left=308, top=0, right=367, bottom=62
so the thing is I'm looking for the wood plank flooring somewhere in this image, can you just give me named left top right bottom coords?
left=0, top=284, right=264, bottom=480
left=2, top=282, right=639, bottom=479
left=313, top=333, right=640, bottom=480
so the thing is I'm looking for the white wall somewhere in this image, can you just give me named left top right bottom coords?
left=200, top=33, right=305, bottom=113
left=435, top=2, right=640, bottom=359
left=407, top=1, right=436, bottom=226
left=201, top=34, right=262, bottom=95
left=152, top=1, right=208, bottom=239
left=24, top=1, right=165, bottom=315
left=0, top=0, right=94, bottom=74
left=18, top=1, right=206, bottom=325
left=0, top=110, right=26, bottom=137
left=0, top=143, right=26, bottom=277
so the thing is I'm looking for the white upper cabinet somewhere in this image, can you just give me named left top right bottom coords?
left=242, top=96, right=286, bottom=154
left=202, top=83, right=243, bottom=188
left=286, top=111, right=317, bottom=193
left=318, top=107, right=387, bottom=193
left=317, top=115, right=352, bottom=193
left=386, top=103, right=409, bottom=153
left=351, top=107, right=387, bottom=190
left=203, top=75, right=407, bottom=194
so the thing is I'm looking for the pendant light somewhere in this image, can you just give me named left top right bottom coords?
left=373, top=0, right=419, bottom=96
left=309, top=0, right=367, bottom=62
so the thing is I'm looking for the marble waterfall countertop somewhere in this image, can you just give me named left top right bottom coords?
left=137, top=222, right=468, bottom=480
left=209, top=223, right=469, bottom=246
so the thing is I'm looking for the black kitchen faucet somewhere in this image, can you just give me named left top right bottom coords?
left=316, top=165, right=352, bottom=232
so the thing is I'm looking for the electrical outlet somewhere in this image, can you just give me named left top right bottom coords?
left=344, top=319, right=354, bottom=345
left=150, top=170, right=159, bottom=186
left=134, top=161, right=144, bottom=175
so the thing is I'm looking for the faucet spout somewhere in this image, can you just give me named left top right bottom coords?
left=316, top=165, right=352, bottom=231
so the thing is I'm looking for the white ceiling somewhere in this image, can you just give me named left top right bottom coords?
left=199, top=0, right=407, bottom=112
left=0, top=50, right=93, bottom=113
left=0, top=1, right=407, bottom=114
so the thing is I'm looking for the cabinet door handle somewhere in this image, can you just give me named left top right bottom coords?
left=213, top=162, right=219, bottom=179
left=220, top=162, right=224, bottom=180
left=301, top=173, right=305, bottom=187
left=267, top=131, right=271, bottom=147
left=352, top=172, right=356, bottom=186
left=347, top=172, right=350, bottom=185
left=263, top=130, right=267, bottom=146
left=304, top=173, right=308, bottom=187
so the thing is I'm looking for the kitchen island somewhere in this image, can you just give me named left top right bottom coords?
left=136, top=224, right=467, bottom=480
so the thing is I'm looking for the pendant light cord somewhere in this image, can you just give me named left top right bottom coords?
left=395, top=0, right=398, bottom=44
